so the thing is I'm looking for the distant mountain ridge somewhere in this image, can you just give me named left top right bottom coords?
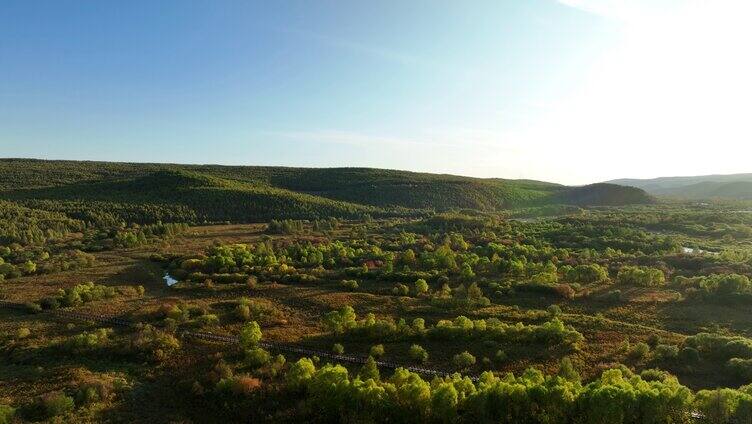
left=0, top=159, right=654, bottom=222
left=607, top=173, right=752, bottom=200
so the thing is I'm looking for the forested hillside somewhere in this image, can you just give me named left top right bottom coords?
left=4, top=170, right=377, bottom=224
left=656, top=181, right=752, bottom=200
left=552, top=183, right=654, bottom=206
left=0, top=159, right=653, bottom=224
left=609, top=173, right=752, bottom=200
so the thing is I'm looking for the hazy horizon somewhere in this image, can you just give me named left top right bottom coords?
left=3, top=0, right=751, bottom=185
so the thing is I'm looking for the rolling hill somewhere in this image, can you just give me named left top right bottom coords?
left=550, top=183, right=653, bottom=206
left=608, top=173, right=752, bottom=200
left=3, top=169, right=377, bottom=223
left=0, top=159, right=654, bottom=223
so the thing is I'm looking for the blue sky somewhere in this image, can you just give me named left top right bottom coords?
left=2, top=1, right=750, bottom=184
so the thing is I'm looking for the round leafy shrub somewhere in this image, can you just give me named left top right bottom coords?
left=238, top=321, right=262, bottom=349
left=340, top=279, right=359, bottom=291
left=409, top=344, right=429, bottom=363
left=370, top=344, right=385, bottom=358
left=245, top=347, right=271, bottom=368
left=452, top=351, right=476, bottom=368
left=38, top=392, right=74, bottom=419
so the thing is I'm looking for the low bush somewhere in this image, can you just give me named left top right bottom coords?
left=340, top=279, right=359, bottom=291
left=604, top=290, right=622, bottom=302
left=234, top=298, right=272, bottom=322
left=286, top=358, right=316, bottom=389
left=37, top=392, right=74, bottom=419
left=216, top=375, right=263, bottom=397
left=414, top=278, right=429, bottom=295
left=65, top=328, right=112, bottom=353
left=74, top=374, right=129, bottom=405
left=553, top=283, right=576, bottom=299
left=128, top=325, right=181, bottom=362
left=16, top=327, right=30, bottom=339
left=679, top=347, right=701, bottom=364
left=547, top=304, right=562, bottom=317
left=235, top=303, right=251, bottom=321
left=245, top=347, right=271, bottom=368
left=728, top=358, right=752, bottom=381
left=617, top=266, right=665, bottom=287
left=358, top=356, right=380, bottom=381
left=392, top=283, right=409, bottom=296
left=409, top=344, right=428, bottom=363
left=628, top=342, right=650, bottom=360
left=370, top=344, right=385, bottom=358
left=238, top=321, right=262, bottom=349
left=564, top=264, right=609, bottom=284
left=452, top=351, right=476, bottom=368
left=196, top=313, right=219, bottom=327
left=24, top=302, right=42, bottom=313
left=653, top=344, right=679, bottom=361
left=0, top=405, right=15, bottom=424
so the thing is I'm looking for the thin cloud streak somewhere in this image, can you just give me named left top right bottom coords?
left=262, top=129, right=433, bottom=148
left=262, top=129, right=522, bottom=153
left=271, top=27, right=422, bottom=67
left=555, top=0, right=684, bottom=23
left=271, top=26, right=484, bottom=81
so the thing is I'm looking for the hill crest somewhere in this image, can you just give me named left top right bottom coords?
left=0, top=159, right=654, bottom=222
left=607, top=173, right=752, bottom=200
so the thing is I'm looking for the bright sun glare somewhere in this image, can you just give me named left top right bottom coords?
left=536, top=0, right=752, bottom=182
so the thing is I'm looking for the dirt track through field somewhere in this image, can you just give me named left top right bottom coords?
left=0, top=300, right=472, bottom=381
